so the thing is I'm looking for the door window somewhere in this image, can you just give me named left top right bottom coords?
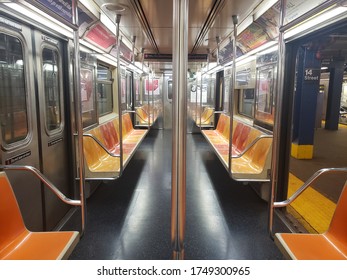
left=0, top=33, right=28, bottom=145
left=42, top=47, right=62, bottom=132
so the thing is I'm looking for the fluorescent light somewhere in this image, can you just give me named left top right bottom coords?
left=285, top=6, right=347, bottom=40
left=236, top=55, right=256, bottom=65
left=97, top=53, right=117, bottom=66
left=238, top=15, right=253, bottom=34
left=208, top=62, right=217, bottom=70
left=128, top=63, right=143, bottom=74
left=232, top=41, right=277, bottom=64
left=79, top=0, right=100, bottom=19
left=80, top=40, right=106, bottom=53
left=321, top=66, right=328, bottom=70
left=4, top=2, right=73, bottom=38
left=257, top=44, right=278, bottom=56
left=253, top=0, right=279, bottom=21
left=206, top=64, right=223, bottom=75
left=100, top=13, right=117, bottom=36
left=196, top=71, right=202, bottom=80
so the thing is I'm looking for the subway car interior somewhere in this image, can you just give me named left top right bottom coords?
left=1, top=0, right=347, bottom=260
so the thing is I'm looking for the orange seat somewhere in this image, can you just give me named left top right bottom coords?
left=83, top=113, right=148, bottom=179
left=0, top=172, right=79, bottom=260
left=195, top=107, right=214, bottom=126
left=231, top=137, right=272, bottom=180
left=275, top=182, right=347, bottom=259
left=100, top=121, right=119, bottom=153
left=201, top=113, right=272, bottom=180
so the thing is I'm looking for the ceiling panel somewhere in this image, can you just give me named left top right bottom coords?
left=204, top=0, right=262, bottom=54
left=91, top=0, right=266, bottom=70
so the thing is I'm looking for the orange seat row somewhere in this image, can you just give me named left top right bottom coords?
left=195, top=107, right=215, bottom=127
left=201, top=113, right=273, bottom=180
left=83, top=113, right=148, bottom=179
left=135, top=106, right=151, bottom=126
left=0, top=172, right=79, bottom=260
left=135, top=104, right=160, bottom=127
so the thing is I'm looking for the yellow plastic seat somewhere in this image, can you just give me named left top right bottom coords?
left=201, top=113, right=272, bottom=180
left=195, top=107, right=214, bottom=126
left=83, top=113, right=148, bottom=179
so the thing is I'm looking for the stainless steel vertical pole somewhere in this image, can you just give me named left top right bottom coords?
left=151, top=74, right=154, bottom=125
left=269, top=0, right=286, bottom=237
left=171, top=0, right=188, bottom=260
left=72, top=0, right=86, bottom=235
left=228, top=15, right=238, bottom=176
left=115, top=14, right=124, bottom=175
left=132, top=36, right=136, bottom=64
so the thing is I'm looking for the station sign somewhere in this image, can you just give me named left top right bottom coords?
left=304, top=68, right=320, bottom=82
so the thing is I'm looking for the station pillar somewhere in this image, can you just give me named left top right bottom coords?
left=291, top=47, right=321, bottom=159
left=325, top=58, right=344, bottom=130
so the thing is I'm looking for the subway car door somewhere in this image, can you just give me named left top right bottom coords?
left=33, top=30, right=72, bottom=230
left=0, top=17, right=43, bottom=231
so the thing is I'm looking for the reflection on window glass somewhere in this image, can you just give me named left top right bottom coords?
left=126, top=72, right=133, bottom=110
left=168, top=80, right=172, bottom=100
left=257, top=68, right=274, bottom=114
left=97, top=65, right=113, bottom=116
left=81, top=66, right=97, bottom=128
left=0, top=33, right=28, bottom=144
left=223, top=76, right=230, bottom=113
left=43, top=48, right=61, bottom=131
left=255, top=64, right=276, bottom=127
left=239, top=88, right=255, bottom=118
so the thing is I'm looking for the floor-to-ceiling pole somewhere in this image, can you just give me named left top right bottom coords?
left=171, top=0, right=188, bottom=260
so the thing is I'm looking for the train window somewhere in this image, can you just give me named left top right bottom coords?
left=0, top=33, right=29, bottom=145
left=42, top=48, right=62, bottom=131
left=97, top=64, right=113, bottom=116
left=125, top=71, right=133, bottom=110
left=239, top=88, right=255, bottom=118
left=167, top=80, right=172, bottom=101
left=254, top=64, right=277, bottom=127
left=119, top=68, right=127, bottom=111
left=223, top=76, right=230, bottom=113
left=81, top=65, right=97, bottom=128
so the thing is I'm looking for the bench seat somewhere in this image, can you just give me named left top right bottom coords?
left=275, top=233, right=347, bottom=260
left=83, top=113, right=148, bottom=179
left=201, top=113, right=272, bottom=181
left=135, top=106, right=151, bottom=126
left=195, top=107, right=214, bottom=127
left=0, top=172, right=79, bottom=260
left=135, top=104, right=159, bottom=126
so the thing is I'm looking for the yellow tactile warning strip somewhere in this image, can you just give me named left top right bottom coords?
left=287, top=173, right=336, bottom=233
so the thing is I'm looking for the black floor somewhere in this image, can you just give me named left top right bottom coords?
left=69, top=129, right=283, bottom=260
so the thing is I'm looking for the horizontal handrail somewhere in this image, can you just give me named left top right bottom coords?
left=83, top=134, right=121, bottom=158
left=135, top=106, right=149, bottom=114
left=274, top=167, right=347, bottom=208
left=135, top=110, right=151, bottom=124
left=232, top=134, right=273, bottom=158
left=0, top=165, right=81, bottom=206
left=214, top=110, right=224, bottom=114
left=197, top=111, right=214, bottom=124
